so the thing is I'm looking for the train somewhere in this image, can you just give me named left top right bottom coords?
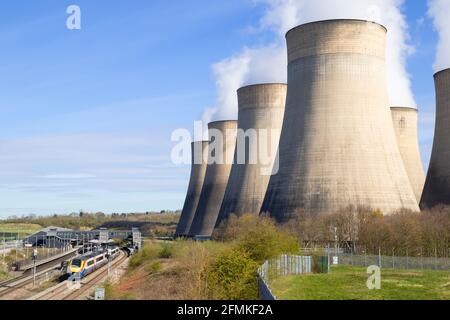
left=68, top=247, right=120, bottom=278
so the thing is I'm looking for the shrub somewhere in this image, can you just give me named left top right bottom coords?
left=216, top=214, right=300, bottom=263
left=146, top=261, right=162, bottom=274
left=237, top=221, right=300, bottom=263
left=158, top=243, right=174, bottom=259
left=128, top=242, right=161, bottom=269
left=205, top=247, right=259, bottom=300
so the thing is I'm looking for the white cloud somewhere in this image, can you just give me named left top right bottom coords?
left=428, top=0, right=450, bottom=72
left=40, top=174, right=97, bottom=180
left=205, top=0, right=417, bottom=123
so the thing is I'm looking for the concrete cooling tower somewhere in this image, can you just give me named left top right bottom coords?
left=175, top=141, right=209, bottom=237
left=216, top=83, right=287, bottom=227
left=261, top=19, right=419, bottom=221
left=421, top=69, right=450, bottom=208
left=391, top=107, right=425, bottom=203
left=188, top=120, right=238, bottom=237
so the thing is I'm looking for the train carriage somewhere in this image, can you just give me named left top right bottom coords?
left=68, top=247, right=120, bottom=278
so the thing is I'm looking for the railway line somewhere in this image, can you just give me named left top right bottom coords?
left=32, top=250, right=127, bottom=300
left=0, top=251, right=77, bottom=299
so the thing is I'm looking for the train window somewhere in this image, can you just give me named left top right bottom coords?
left=97, top=256, right=104, bottom=262
left=72, top=259, right=82, bottom=267
left=87, top=260, right=95, bottom=266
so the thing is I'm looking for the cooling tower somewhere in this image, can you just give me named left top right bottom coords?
left=215, top=83, right=287, bottom=226
left=188, top=120, right=238, bottom=237
left=175, top=141, right=209, bottom=237
left=261, top=19, right=419, bottom=221
left=421, top=69, right=450, bottom=208
left=391, top=107, right=425, bottom=203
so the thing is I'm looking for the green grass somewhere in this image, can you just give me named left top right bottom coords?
left=0, top=223, right=42, bottom=236
left=0, top=269, right=11, bottom=282
left=270, top=266, right=450, bottom=300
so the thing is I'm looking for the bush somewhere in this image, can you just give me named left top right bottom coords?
left=215, top=214, right=300, bottom=263
left=146, top=261, right=162, bottom=274
left=158, top=243, right=174, bottom=259
left=128, top=242, right=161, bottom=269
left=205, top=247, right=259, bottom=300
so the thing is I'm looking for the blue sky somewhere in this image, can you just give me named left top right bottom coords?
left=0, top=0, right=443, bottom=217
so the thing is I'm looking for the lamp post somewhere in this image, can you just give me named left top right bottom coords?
left=106, top=249, right=112, bottom=280
left=32, top=249, right=38, bottom=287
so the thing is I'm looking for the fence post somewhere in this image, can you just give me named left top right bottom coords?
left=406, top=249, right=409, bottom=270
left=435, top=247, right=438, bottom=271
left=421, top=248, right=424, bottom=270
left=364, top=248, right=367, bottom=267
left=392, top=248, right=395, bottom=270
left=378, top=247, right=382, bottom=268
left=327, top=247, right=331, bottom=274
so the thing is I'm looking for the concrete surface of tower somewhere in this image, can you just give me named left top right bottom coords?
left=188, top=120, right=238, bottom=237
left=391, top=107, right=425, bottom=203
left=175, top=141, right=209, bottom=237
left=261, top=19, right=419, bottom=221
left=421, top=69, right=450, bottom=208
left=216, top=83, right=287, bottom=227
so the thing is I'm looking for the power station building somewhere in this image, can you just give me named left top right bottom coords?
left=216, top=83, right=287, bottom=226
left=421, top=69, right=450, bottom=208
left=260, top=19, right=419, bottom=221
left=188, top=120, right=238, bottom=237
left=391, top=107, right=425, bottom=202
left=175, top=141, right=209, bottom=237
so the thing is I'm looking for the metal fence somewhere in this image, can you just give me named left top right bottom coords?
left=0, top=240, right=21, bottom=249
left=13, top=245, right=74, bottom=270
left=257, top=254, right=329, bottom=300
left=0, top=232, right=28, bottom=242
left=332, top=252, right=450, bottom=271
left=258, top=255, right=313, bottom=284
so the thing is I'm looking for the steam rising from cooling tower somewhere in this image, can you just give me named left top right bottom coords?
left=188, top=120, right=238, bottom=237
left=260, top=20, right=419, bottom=220
left=428, top=0, right=450, bottom=72
left=175, top=141, right=209, bottom=237
left=421, top=69, right=450, bottom=208
left=216, top=83, right=287, bottom=226
left=391, top=107, right=425, bottom=203
left=202, top=0, right=416, bottom=127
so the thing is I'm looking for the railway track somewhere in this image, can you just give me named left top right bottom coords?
left=33, top=250, right=127, bottom=300
left=0, top=254, right=74, bottom=299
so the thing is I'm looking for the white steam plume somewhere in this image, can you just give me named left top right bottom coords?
left=201, top=0, right=417, bottom=126
left=428, top=0, right=450, bottom=72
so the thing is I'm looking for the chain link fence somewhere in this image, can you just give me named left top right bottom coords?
left=258, top=254, right=329, bottom=300
left=13, top=245, right=74, bottom=270
left=331, top=252, right=450, bottom=271
left=301, top=246, right=450, bottom=271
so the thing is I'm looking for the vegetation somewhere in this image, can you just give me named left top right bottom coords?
left=128, top=242, right=163, bottom=270
left=107, top=214, right=301, bottom=300
left=283, top=205, right=450, bottom=257
left=0, top=249, right=27, bottom=278
left=215, top=213, right=300, bottom=263
left=270, top=265, right=450, bottom=300
left=205, top=247, right=259, bottom=300
left=0, top=211, right=180, bottom=236
left=0, top=223, right=42, bottom=237
left=0, top=268, right=9, bottom=282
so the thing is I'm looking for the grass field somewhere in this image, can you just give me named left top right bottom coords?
left=0, top=223, right=42, bottom=236
left=270, top=266, right=450, bottom=300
